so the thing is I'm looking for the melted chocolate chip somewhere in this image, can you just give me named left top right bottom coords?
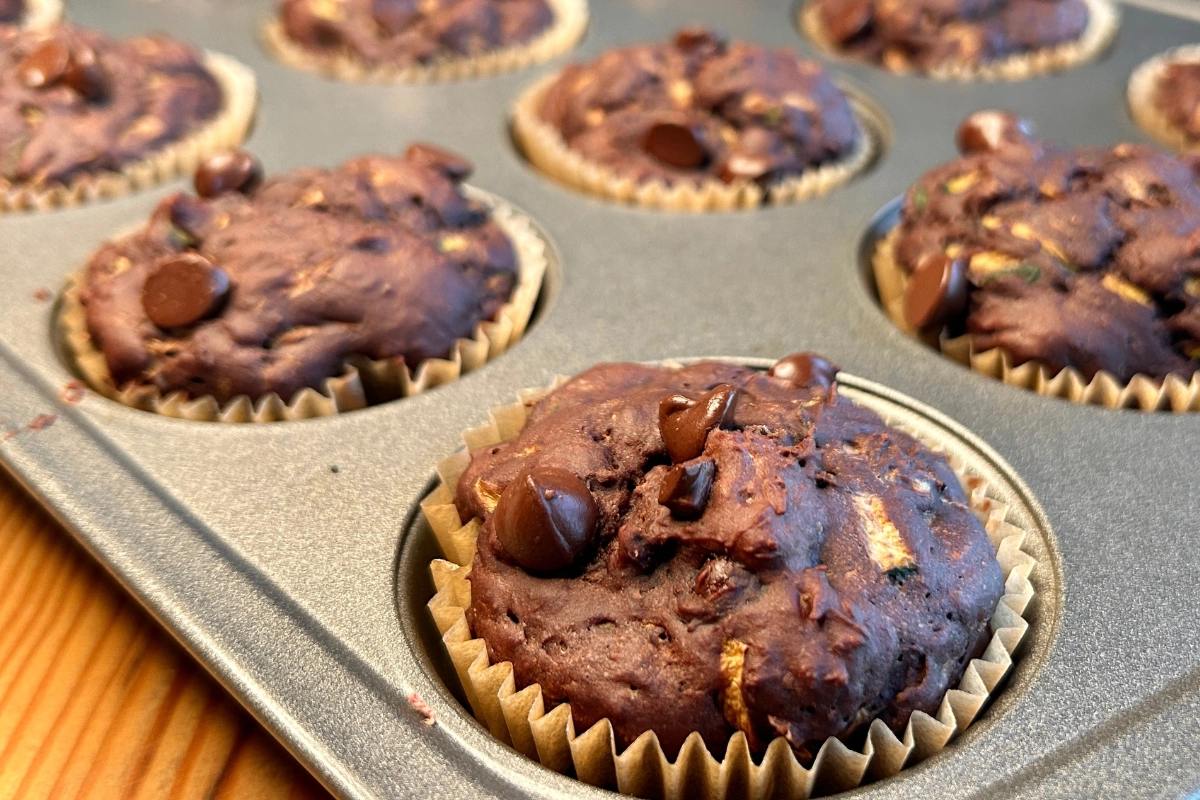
left=16, top=39, right=69, bottom=89
left=404, top=142, right=473, bottom=181
left=955, top=111, right=1033, bottom=155
left=142, top=253, right=230, bottom=329
left=494, top=466, right=598, bottom=572
left=194, top=151, right=264, bottom=199
left=658, top=384, right=739, bottom=463
left=642, top=122, right=708, bottom=170
left=903, top=253, right=968, bottom=330
left=658, top=458, right=715, bottom=519
left=61, top=44, right=109, bottom=102
left=767, top=352, right=838, bottom=390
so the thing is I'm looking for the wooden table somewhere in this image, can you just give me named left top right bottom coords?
left=0, top=469, right=332, bottom=800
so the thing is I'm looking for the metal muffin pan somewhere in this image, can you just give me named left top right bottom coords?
left=2, top=0, right=1199, bottom=797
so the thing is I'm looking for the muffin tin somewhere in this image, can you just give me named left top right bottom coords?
left=2, top=1, right=1200, bottom=798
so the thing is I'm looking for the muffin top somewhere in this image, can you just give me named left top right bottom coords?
left=0, top=25, right=221, bottom=188
left=892, top=111, right=1200, bottom=383
left=814, top=0, right=1089, bottom=72
left=1154, top=60, right=1200, bottom=143
left=458, top=356, right=1003, bottom=758
left=537, top=27, right=860, bottom=187
left=278, top=0, right=554, bottom=67
left=80, top=146, right=519, bottom=404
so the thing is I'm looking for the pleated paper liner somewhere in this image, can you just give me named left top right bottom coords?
left=421, top=374, right=1037, bottom=800
left=57, top=189, right=549, bottom=423
left=797, top=0, right=1118, bottom=82
left=18, top=0, right=61, bottom=29
left=261, top=0, right=587, bottom=84
left=1128, top=45, right=1200, bottom=153
left=0, top=51, right=257, bottom=214
left=872, top=229, right=1200, bottom=412
left=510, top=74, right=880, bottom=212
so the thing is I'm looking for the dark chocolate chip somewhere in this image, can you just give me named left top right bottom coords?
left=167, top=194, right=213, bottom=243
left=768, top=352, right=839, bottom=390
left=142, top=253, right=230, bottom=329
left=61, top=44, right=109, bottom=102
left=903, top=253, right=968, bottom=331
left=493, top=466, right=598, bottom=572
left=642, top=122, right=708, bottom=170
left=194, top=151, right=264, bottom=198
left=673, top=25, right=725, bottom=53
left=405, top=142, right=473, bottom=181
left=955, top=111, right=1034, bottom=155
left=659, top=458, right=715, bottom=519
left=659, top=384, right=739, bottom=463
left=16, top=39, right=69, bottom=89
left=824, top=0, right=873, bottom=42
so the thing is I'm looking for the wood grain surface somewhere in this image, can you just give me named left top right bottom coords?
left=0, top=469, right=333, bottom=800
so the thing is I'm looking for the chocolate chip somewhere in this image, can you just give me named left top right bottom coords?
left=405, top=142, right=473, bottom=181
left=194, top=151, right=264, bottom=198
left=61, top=44, right=108, bottom=102
left=903, top=253, right=968, bottom=331
left=167, top=194, right=213, bottom=243
left=142, top=253, right=230, bottom=329
left=955, top=111, right=1034, bottom=155
left=659, top=384, right=739, bottom=463
left=824, top=0, right=873, bottom=42
left=16, top=39, right=69, bottom=89
left=767, top=353, right=838, bottom=390
left=673, top=26, right=725, bottom=53
left=642, top=122, right=708, bottom=170
left=659, top=459, right=715, bottom=519
left=493, top=466, right=598, bottom=572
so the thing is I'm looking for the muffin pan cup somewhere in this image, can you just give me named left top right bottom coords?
left=3, top=1, right=1200, bottom=799
left=261, top=0, right=588, bottom=84
left=0, top=50, right=258, bottom=214
left=420, top=371, right=1038, bottom=800
left=55, top=187, right=549, bottom=423
left=796, top=0, right=1119, bottom=82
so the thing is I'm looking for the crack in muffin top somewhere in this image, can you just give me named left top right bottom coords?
left=80, top=148, right=519, bottom=404
left=537, top=28, right=860, bottom=187
left=0, top=24, right=221, bottom=187
left=813, top=0, right=1090, bottom=72
left=278, top=0, right=554, bottom=67
left=894, top=113, right=1200, bottom=382
left=457, top=358, right=1003, bottom=759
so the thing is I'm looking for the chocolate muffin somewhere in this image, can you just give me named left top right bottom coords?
left=877, top=110, right=1200, bottom=396
left=513, top=27, right=876, bottom=210
left=801, top=0, right=1117, bottom=80
left=0, top=24, right=255, bottom=212
left=64, top=145, right=545, bottom=421
left=1129, top=46, right=1200, bottom=153
left=453, top=356, right=1005, bottom=758
left=264, top=0, right=587, bottom=82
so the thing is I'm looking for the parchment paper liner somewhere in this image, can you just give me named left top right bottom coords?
left=872, top=229, right=1200, bottom=412
left=57, top=189, right=548, bottom=423
left=511, top=73, right=880, bottom=212
left=17, top=0, right=60, bottom=30
left=1128, top=44, right=1200, bottom=153
left=261, top=0, right=586, bottom=84
left=422, top=372, right=1036, bottom=799
left=0, top=51, right=257, bottom=214
left=798, top=0, right=1118, bottom=82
